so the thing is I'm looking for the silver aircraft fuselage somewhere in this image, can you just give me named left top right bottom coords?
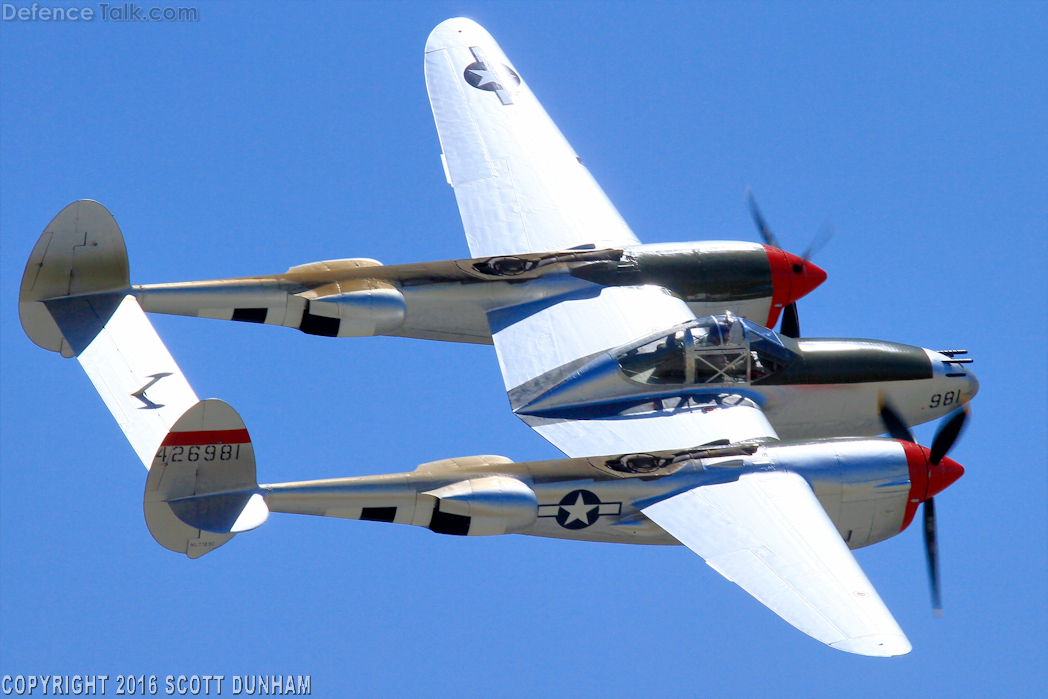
left=509, top=315, right=978, bottom=441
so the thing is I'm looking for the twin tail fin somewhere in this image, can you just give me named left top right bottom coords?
left=20, top=200, right=266, bottom=558
left=145, top=399, right=267, bottom=559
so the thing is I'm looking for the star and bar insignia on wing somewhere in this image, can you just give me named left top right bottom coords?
left=463, top=46, right=520, bottom=105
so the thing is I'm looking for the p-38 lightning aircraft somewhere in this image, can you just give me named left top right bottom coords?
left=20, top=19, right=977, bottom=657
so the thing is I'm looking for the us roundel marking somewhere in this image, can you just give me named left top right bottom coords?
left=556, top=489, right=601, bottom=529
left=538, top=490, right=622, bottom=530
left=463, top=62, right=521, bottom=92
left=462, top=46, right=520, bottom=106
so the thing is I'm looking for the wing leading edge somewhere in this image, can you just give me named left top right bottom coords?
left=642, top=470, right=912, bottom=656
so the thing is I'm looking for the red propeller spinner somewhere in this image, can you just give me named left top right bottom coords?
left=764, top=245, right=828, bottom=328
left=900, top=441, right=965, bottom=531
left=744, top=188, right=831, bottom=334
left=881, top=401, right=969, bottom=616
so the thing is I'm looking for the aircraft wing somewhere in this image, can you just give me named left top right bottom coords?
left=428, top=18, right=775, bottom=457
left=642, top=470, right=912, bottom=656
left=425, top=18, right=640, bottom=257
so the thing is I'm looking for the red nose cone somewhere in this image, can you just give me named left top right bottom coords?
left=928, top=455, right=965, bottom=499
left=763, top=246, right=829, bottom=329
left=783, top=250, right=828, bottom=301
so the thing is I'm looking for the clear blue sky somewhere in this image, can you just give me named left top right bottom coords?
left=2, top=2, right=1045, bottom=697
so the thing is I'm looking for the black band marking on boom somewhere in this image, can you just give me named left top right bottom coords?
left=429, top=506, right=470, bottom=536
left=360, top=507, right=397, bottom=523
left=232, top=308, right=268, bottom=324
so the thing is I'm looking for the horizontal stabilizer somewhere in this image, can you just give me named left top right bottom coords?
left=76, top=295, right=199, bottom=468
left=145, top=399, right=267, bottom=558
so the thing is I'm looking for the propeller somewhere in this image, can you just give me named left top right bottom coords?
left=745, top=187, right=834, bottom=339
left=878, top=400, right=915, bottom=443
left=746, top=186, right=781, bottom=249
left=930, top=407, right=968, bottom=466
left=924, top=496, right=941, bottom=616
left=779, top=303, right=801, bottom=341
left=801, top=218, right=836, bottom=263
left=879, top=400, right=969, bottom=616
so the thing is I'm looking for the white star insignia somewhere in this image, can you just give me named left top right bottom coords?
left=560, top=493, right=597, bottom=525
left=467, top=66, right=501, bottom=89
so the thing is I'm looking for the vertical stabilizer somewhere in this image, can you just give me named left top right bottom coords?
left=20, top=200, right=130, bottom=356
left=145, top=399, right=266, bottom=559
left=20, top=201, right=197, bottom=467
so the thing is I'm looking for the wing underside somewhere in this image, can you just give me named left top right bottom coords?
left=642, top=470, right=912, bottom=656
left=425, top=18, right=640, bottom=258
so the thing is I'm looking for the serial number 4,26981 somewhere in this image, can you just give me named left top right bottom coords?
left=929, top=390, right=961, bottom=409
left=155, top=444, right=240, bottom=464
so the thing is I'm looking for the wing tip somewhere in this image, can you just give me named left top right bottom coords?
left=426, top=17, right=494, bottom=53
left=830, top=634, right=913, bottom=657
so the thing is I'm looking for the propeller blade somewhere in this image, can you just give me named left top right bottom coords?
left=779, top=303, right=800, bottom=338
left=745, top=187, right=780, bottom=248
left=879, top=401, right=915, bottom=443
left=801, top=218, right=835, bottom=261
left=924, top=497, right=943, bottom=617
left=929, top=405, right=969, bottom=465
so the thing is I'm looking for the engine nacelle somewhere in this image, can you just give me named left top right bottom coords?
left=302, top=283, right=406, bottom=338
left=764, top=439, right=912, bottom=549
left=423, top=476, right=537, bottom=536
left=614, top=241, right=825, bottom=328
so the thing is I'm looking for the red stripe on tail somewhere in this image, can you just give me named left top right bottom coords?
left=161, top=429, right=251, bottom=446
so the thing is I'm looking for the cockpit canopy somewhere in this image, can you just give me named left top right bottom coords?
left=617, top=314, right=795, bottom=385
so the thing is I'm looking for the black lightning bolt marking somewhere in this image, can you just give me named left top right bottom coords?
left=131, top=372, right=172, bottom=409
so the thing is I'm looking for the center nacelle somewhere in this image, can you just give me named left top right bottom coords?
left=511, top=314, right=978, bottom=440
